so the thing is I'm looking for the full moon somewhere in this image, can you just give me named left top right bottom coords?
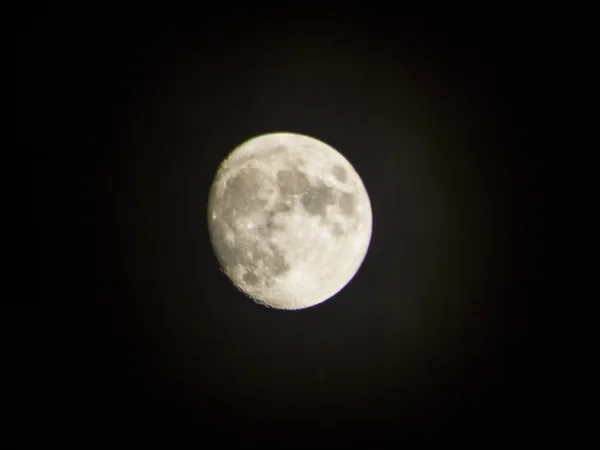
left=207, top=132, right=373, bottom=310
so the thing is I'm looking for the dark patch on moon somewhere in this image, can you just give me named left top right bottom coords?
left=225, top=167, right=264, bottom=192
left=338, top=192, right=356, bottom=217
left=267, top=243, right=291, bottom=276
left=331, top=222, right=344, bottom=237
left=255, top=203, right=291, bottom=238
left=256, top=213, right=282, bottom=238
left=301, top=183, right=336, bottom=218
left=271, top=199, right=293, bottom=215
left=332, top=165, right=347, bottom=182
left=276, top=168, right=310, bottom=195
left=218, top=167, right=269, bottom=226
left=242, top=271, right=260, bottom=286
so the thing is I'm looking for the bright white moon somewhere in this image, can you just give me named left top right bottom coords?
left=207, top=132, right=373, bottom=310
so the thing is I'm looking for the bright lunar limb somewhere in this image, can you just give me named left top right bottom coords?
left=207, top=132, right=373, bottom=310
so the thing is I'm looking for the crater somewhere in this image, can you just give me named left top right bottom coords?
left=301, top=183, right=336, bottom=218
left=242, top=271, right=260, bottom=286
left=332, top=165, right=347, bottom=182
left=276, top=168, right=310, bottom=195
left=338, top=192, right=356, bottom=217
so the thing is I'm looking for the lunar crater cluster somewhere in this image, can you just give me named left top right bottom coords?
left=208, top=132, right=372, bottom=310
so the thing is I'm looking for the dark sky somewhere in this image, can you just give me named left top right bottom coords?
left=26, top=13, right=567, bottom=446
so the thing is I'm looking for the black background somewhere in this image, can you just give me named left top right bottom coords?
left=26, top=13, right=567, bottom=446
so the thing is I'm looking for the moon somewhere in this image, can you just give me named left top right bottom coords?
left=207, top=132, right=373, bottom=310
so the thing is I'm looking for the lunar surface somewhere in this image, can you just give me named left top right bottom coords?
left=207, top=132, right=373, bottom=310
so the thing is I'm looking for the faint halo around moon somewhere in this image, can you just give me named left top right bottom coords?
left=207, top=132, right=373, bottom=310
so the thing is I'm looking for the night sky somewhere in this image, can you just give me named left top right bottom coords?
left=26, top=13, right=567, bottom=446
